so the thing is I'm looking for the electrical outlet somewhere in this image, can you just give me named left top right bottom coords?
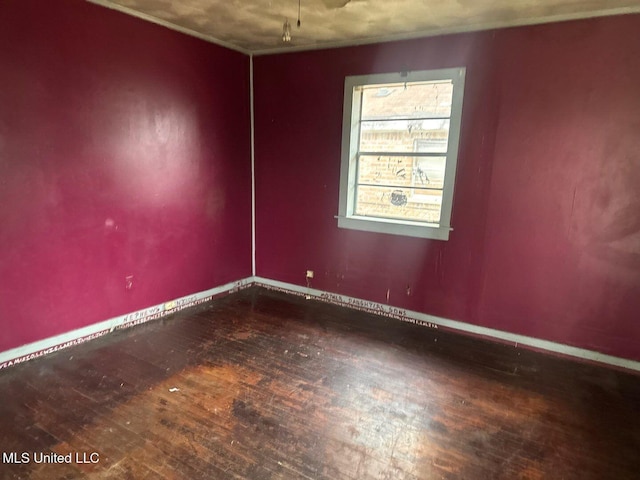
left=306, top=270, right=314, bottom=279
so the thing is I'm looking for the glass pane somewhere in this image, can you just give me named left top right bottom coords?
left=359, top=119, right=450, bottom=153
left=360, top=81, right=453, bottom=120
left=414, top=156, right=446, bottom=190
left=355, top=185, right=443, bottom=224
left=358, top=155, right=446, bottom=190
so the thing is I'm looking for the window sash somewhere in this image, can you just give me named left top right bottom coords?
left=338, top=67, right=465, bottom=240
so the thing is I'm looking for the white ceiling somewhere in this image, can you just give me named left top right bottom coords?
left=88, top=0, right=640, bottom=54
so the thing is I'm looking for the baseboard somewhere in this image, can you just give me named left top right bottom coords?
left=252, top=276, right=640, bottom=373
left=3, top=275, right=639, bottom=374
left=0, top=277, right=255, bottom=370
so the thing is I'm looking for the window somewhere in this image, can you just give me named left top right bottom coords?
left=337, top=68, right=465, bottom=240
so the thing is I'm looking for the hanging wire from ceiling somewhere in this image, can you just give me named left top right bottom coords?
left=282, top=0, right=301, bottom=43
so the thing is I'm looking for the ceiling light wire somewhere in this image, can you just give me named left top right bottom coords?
left=282, top=0, right=300, bottom=43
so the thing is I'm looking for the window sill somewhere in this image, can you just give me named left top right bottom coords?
left=336, top=215, right=451, bottom=240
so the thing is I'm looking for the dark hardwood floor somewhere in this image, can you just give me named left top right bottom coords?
left=0, top=287, right=639, bottom=479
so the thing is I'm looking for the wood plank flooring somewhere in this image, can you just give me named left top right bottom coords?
left=0, top=286, right=639, bottom=479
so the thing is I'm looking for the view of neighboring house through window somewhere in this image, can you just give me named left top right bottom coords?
left=338, top=68, right=465, bottom=240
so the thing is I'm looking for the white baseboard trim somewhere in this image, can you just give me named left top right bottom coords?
left=252, top=276, right=640, bottom=373
left=0, top=277, right=255, bottom=370
left=2, top=275, right=639, bottom=374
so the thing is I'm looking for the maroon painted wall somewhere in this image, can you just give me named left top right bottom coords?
left=254, top=15, right=640, bottom=361
left=0, top=0, right=251, bottom=352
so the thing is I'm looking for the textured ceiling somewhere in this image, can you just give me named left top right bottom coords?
left=89, top=0, right=640, bottom=54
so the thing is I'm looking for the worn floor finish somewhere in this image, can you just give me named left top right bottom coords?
left=0, top=287, right=639, bottom=479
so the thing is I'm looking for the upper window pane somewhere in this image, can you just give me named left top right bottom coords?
left=360, top=81, right=453, bottom=121
left=359, top=119, right=450, bottom=153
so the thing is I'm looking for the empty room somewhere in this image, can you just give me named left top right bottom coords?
left=1, top=0, right=640, bottom=478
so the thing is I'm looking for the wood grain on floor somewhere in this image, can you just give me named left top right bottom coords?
left=0, top=287, right=638, bottom=479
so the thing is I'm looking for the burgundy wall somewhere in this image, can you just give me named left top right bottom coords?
left=0, top=0, right=251, bottom=352
left=254, top=15, right=640, bottom=361
left=2, top=1, right=639, bottom=364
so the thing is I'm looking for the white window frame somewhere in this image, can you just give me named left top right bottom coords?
left=337, top=67, right=466, bottom=240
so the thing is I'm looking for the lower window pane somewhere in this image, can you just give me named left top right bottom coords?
left=358, top=155, right=446, bottom=190
left=355, top=185, right=443, bottom=224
